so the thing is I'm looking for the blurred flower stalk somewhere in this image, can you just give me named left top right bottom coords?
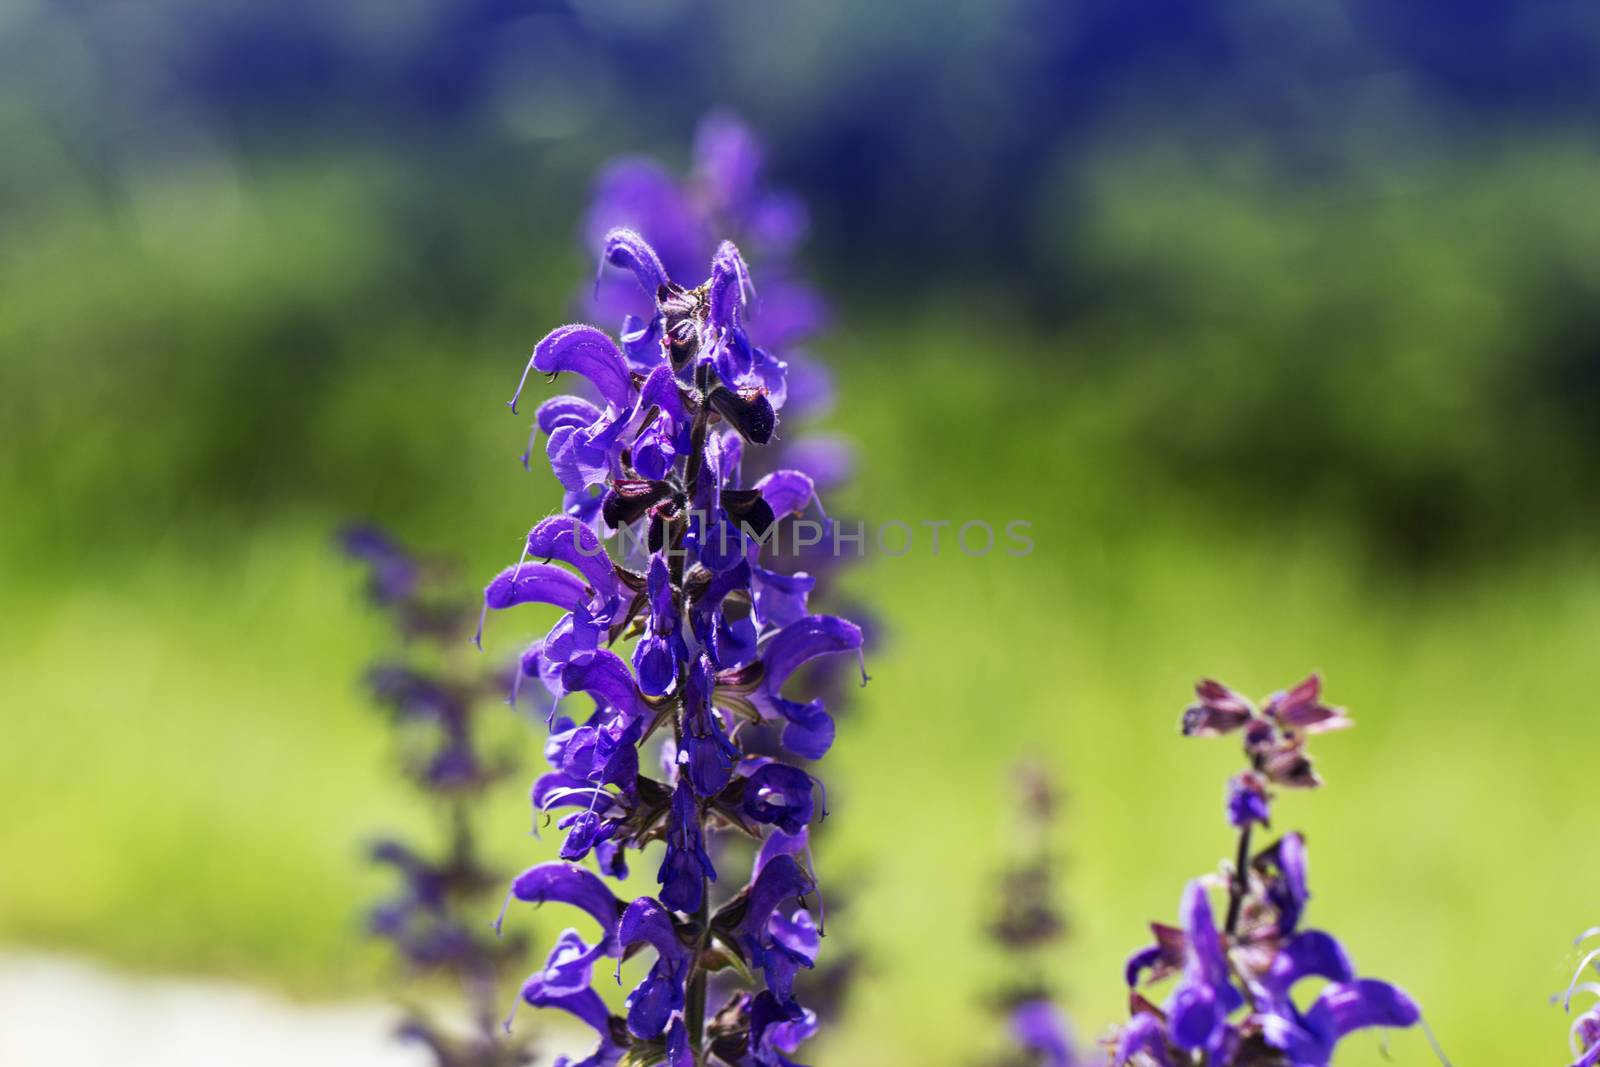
left=342, top=525, right=534, bottom=1067
left=977, top=764, right=1079, bottom=1067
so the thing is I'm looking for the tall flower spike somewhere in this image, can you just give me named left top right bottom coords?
left=488, top=224, right=864, bottom=1066
left=1109, top=676, right=1433, bottom=1066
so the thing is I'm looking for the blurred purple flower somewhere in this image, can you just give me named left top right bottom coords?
left=978, top=765, right=1080, bottom=1067
left=1010, top=1000, right=1077, bottom=1067
left=341, top=528, right=533, bottom=1066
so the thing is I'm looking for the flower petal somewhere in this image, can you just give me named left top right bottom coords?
left=739, top=853, right=815, bottom=937
left=514, top=324, right=632, bottom=413
left=778, top=701, right=835, bottom=761
left=707, top=241, right=752, bottom=334
left=619, top=897, right=691, bottom=966
left=762, top=615, right=864, bottom=692
left=693, top=112, right=764, bottom=215
left=526, top=516, right=617, bottom=604
left=483, top=563, right=588, bottom=612
left=1010, top=999, right=1077, bottom=1067
left=743, top=762, right=815, bottom=835
left=751, top=567, right=814, bottom=630
left=1304, top=978, right=1420, bottom=1041
left=755, top=469, right=815, bottom=519
left=515, top=976, right=620, bottom=1065
left=509, top=862, right=623, bottom=953
left=560, top=650, right=647, bottom=722
left=635, top=362, right=691, bottom=433
left=753, top=827, right=809, bottom=880
left=601, top=227, right=670, bottom=299
left=536, top=395, right=605, bottom=435
left=1261, top=930, right=1355, bottom=1001
left=1112, top=1014, right=1172, bottom=1067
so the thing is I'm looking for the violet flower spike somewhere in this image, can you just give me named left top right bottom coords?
left=487, top=227, right=865, bottom=1066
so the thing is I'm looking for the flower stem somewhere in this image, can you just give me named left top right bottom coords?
left=1224, top=823, right=1252, bottom=935
left=687, top=872, right=710, bottom=1060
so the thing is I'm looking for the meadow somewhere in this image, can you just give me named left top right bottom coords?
left=5, top=314, right=1597, bottom=1064
left=8, top=8, right=1600, bottom=1052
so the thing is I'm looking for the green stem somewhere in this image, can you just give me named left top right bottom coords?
left=1223, top=822, right=1252, bottom=935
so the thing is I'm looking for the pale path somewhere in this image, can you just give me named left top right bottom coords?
left=0, top=954, right=432, bottom=1067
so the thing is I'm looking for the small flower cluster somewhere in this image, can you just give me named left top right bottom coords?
left=341, top=525, right=532, bottom=1067
left=978, top=765, right=1078, bottom=1067
left=483, top=225, right=865, bottom=1067
left=1561, top=930, right=1600, bottom=1067
left=1112, top=676, right=1423, bottom=1066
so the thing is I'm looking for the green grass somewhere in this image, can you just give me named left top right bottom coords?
left=4, top=332, right=1598, bottom=1064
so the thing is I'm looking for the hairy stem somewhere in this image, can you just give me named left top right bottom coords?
left=687, top=866, right=711, bottom=1060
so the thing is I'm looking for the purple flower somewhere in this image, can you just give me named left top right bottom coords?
left=1576, top=1021, right=1600, bottom=1067
left=1112, top=678, right=1424, bottom=1066
left=499, top=862, right=623, bottom=955
left=976, top=765, right=1080, bottom=1067
left=364, top=843, right=476, bottom=971
left=1181, top=679, right=1255, bottom=737
left=1564, top=930, right=1600, bottom=1067
left=741, top=760, right=816, bottom=836
left=1257, top=831, right=1310, bottom=936
left=582, top=112, right=824, bottom=353
left=658, top=778, right=716, bottom=914
left=1257, top=978, right=1420, bottom=1065
left=477, top=561, right=590, bottom=647
left=1112, top=1013, right=1173, bottom=1067
left=1254, top=929, right=1354, bottom=1006
left=732, top=853, right=816, bottom=949
left=1010, top=999, right=1078, bottom=1067
left=1181, top=674, right=1351, bottom=791
left=490, top=124, right=864, bottom=1067
left=365, top=665, right=459, bottom=723
left=1225, top=771, right=1271, bottom=830
left=1121, top=877, right=1419, bottom=1067
left=617, top=897, right=693, bottom=1040
left=1261, top=675, right=1352, bottom=734
left=632, top=556, right=687, bottom=696
left=758, top=909, right=820, bottom=1003
left=513, top=939, right=624, bottom=1067
left=339, top=524, right=420, bottom=607
left=748, top=990, right=817, bottom=1067
left=715, top=614, right=866, bottom=760
left=1163, top=883, right=1244, bottom=1056
left=681, top=654, right=739, bottom=797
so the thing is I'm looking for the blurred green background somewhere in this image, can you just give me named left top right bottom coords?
left=4, top=1, right=1600, bottom=1063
